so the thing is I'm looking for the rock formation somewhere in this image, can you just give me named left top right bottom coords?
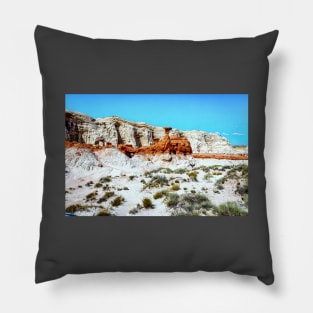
left=118, top=127, right=192, bottom=157
left=65, top=110, right=241, bottom=154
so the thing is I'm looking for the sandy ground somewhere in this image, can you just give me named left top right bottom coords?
left=65, top=148, right=248, bottom=216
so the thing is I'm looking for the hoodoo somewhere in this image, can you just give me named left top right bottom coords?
left=118, top=127, right=192, bottom=157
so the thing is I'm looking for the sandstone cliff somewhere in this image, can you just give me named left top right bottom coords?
left=65, top=110, right=240, bottom=154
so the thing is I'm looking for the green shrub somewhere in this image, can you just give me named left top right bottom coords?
left=96, top=209, right=110, bottom=216
left=172, top=184, right=180, bottom=191
left=153, top=191, right=163, bottom=199
left=188, top=171, right=198, bottom=182
left=180, top=193, right=213, bottom=212
left=99, top=176, right=111, bottom=183
left=129, top=175, right=137, bottom=181
left=95, top=182, right=102, bottom=188
left=204, top=173, right=212, bottom=180
left=66, top=204, right=89, bottom=213
left=140, top=179, right=146, bottom=184
left=213, top=202, right=248, bottom=216
left=129, top=208, right=139, bottom=215
left=102, top=184, right=111, bottom=191
left=173, top=168, right=186, bottom=174
left=111, top=196, right=124, bottom=207
left=142, top=198, right=153, bottom=208
left=123, top=187, right=129, bottom=190
left=85, top=191, right=98, bottom=201
left=85, top=181, right=94, bottom=187
left=191, top=189, right=196, bottom=194
left=183, top=187, right=188, bottom=190
left=97, top=191, right=115, bottom=203
left=166, top=193, right=179, bottom=207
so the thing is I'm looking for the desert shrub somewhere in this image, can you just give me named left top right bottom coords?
left=102, top=184, right=112, bottom=191
left=204, top=173, right=212, bottom=180
left=190, top=189, right=196, bottom=194
left=179, top=193, right=213, bottom=212
left=213, top=202, right=248, bottom=216
left=95, top=182, right=102, bottom=188
left=111, top=196, right=124, bottom=207
left=96, top=209, right=110, bottom=216
left=175, top=179, right=179, bottom=183
left=217, top=184, right=224, bottom=190
left=187, top=171, right=198, bottom=182
left=78, top=185, right=82, bottom=188
left=166, top=193, right=179, bottom=207
left=129, top=175, right=137, bottom=181
left=144, top=171, right=151, bottom=177
left=174, top=168, right=186, bottom=174
left=142, top=198, right=153, bottom=208
left=65, top=204, right=89, bottom=213
left=123, top=187, right=129, bottom=190
left=236, top=184, right=248, bottom=196
left=129, top=208, right=139, bottom=215
left=140, top=179, right=146, bottom=184
left=153, top=191, right=163, bottom=199
left=160, top=168, right=173, bottom=174
left=172, top=184, right=180, bottom=191
left=183, top=187, right=188, bottom=191
left=97, top=191, right=115, bottom=203
left=242, top=194, right=249, bottom=208
left=99, top=176, right=111, bottom=183
left=85, top=181, right=94, bottom=187
left=65, top=190, right=69, bottom=194
left=213, top=189, right=220, bottom=194
left=85, top=191, right=98, bottom=201
left=144, top=175, right=169, bottom=189
left=212, top=171, right=222, bottom=176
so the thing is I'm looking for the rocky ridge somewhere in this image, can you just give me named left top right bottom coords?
left=65, top=110, right=243, bottom=154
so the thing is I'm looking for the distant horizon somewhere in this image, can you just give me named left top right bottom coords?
left=66, top=94, right=248, bottom=146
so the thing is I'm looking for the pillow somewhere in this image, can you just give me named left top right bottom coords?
left=35, top=25, right=278, bottom=284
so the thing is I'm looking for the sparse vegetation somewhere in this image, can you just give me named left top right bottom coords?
left=173, top=168, right=186, bottom=174
left=97, top=191, right=115, bottom=203
left=111, top=196, right=124, bottom=207
left=153, top=191, right=164, bottom=199
left=97, top=209, right=110, bottom=216
left=142, top=198, right=153, bottom=208
left=66, top=204, right=89, bottom=213
left=168, top=193, right=214, bottom=216
left=143, top=175, right=169, bottom=189
left=213, top=202, right=248, bottom=216
left=85, top=191, right=98, bottom=201
left=166, top=193, right=179, bottom=207
left=187, top=171, right=198, bottom=182
left=172, top=184, right=180, bottom=191
left=99, top=176, right=111, bottom=183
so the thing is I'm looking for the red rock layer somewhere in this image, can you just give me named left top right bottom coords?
left=192, top=153, right=248, bottom=160
left=118, top=127, right=192, bottom=157
left=65, top=141, right=113, bottom=151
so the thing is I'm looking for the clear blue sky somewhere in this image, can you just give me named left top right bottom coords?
left=66, top=94, right=248, bottom=146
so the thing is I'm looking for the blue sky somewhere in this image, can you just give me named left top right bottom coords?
left=66, top=94, right=248, bottom=146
